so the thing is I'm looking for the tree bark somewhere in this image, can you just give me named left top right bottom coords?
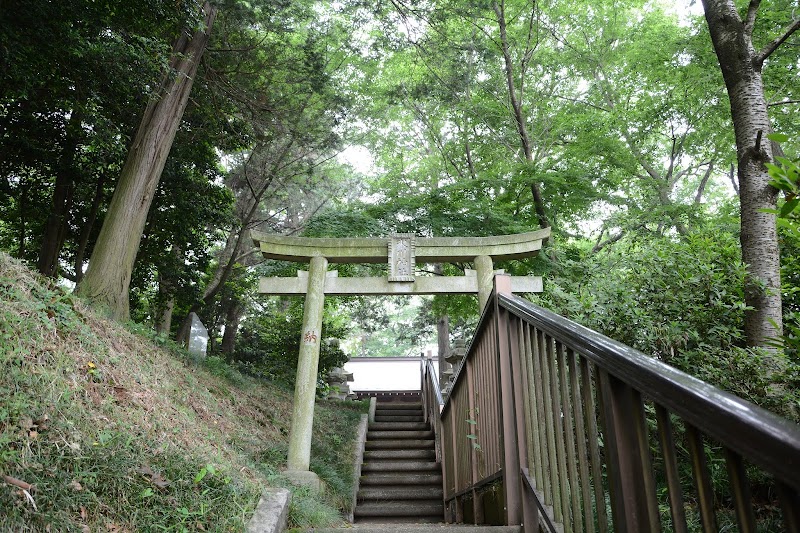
left=75, top=3, right=217, bottom=320
left=155, top=272, right=176, bottom=335
left=37, top=108, right=83, bottom=277
left=492, top=0, right=549, bottom=229
left=701, top=0, right=791, bottom=348
left=73, top=172, right=107, bottom=283
left=221, top=298, right=244, bottom=356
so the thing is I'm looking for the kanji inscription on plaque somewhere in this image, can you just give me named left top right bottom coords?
left=388, top=233, right=416, bottom=282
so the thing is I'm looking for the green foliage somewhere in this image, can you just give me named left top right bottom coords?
left=533, top=228, right=799, bottom=417
left=232, top=299, right=349, bottom=385
left=766, top=149, right=800, bottom=375
left=0, top=0, right=191, bottom=265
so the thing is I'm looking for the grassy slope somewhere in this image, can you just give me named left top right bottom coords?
left=0, top=253, right=366, bottom=531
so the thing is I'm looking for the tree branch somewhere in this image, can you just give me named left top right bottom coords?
left=729, top=163, right=739, bottom=195
left=695, top=162, right=714, bottom=204
left=756, top=17, right=800, bottom=66
left=744, top=0, right=761, bottom=36
left=768, top=99, right=800, bottom=107
left=591, top=226, right=640, bottom=254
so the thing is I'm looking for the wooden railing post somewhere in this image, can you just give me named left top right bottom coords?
left=465, top=350, right=484, bottom=524
left=494, top=275, right=525, bottom=526
left=597, top=369, right=661, bottom=533
left=506, top=308, right=539, bottom=532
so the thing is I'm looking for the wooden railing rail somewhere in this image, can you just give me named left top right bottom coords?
left=437, top=275, right=800, bottom=533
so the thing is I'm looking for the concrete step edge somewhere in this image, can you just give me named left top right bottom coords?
left=374, top=402, right=423, bottom=409
left=361, top=463, right=440, bottom=473
left=358, top=487, right=443, bottom=500
left=363, top=449, right=436, bottom=459
left=369, top=422, right=429, bottom=430
left=360, top=475, right=443, bottom=486
left=311, top=526, right=521, bottom=532
left=364, top=439, right=435, bottom=450
left=355, top=501, right=444, bottom=517
left=367, top=431, right=434, bottom=439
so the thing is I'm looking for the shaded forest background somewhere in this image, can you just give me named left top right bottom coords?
left=1, top=0, right=799, bottom=415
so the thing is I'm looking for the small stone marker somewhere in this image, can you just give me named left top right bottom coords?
left=188, top=312, right=209, bottom=357
left=326, top=366, right=355, bottom=400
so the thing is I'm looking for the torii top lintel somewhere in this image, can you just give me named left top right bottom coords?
left=250, top=228, right=551, bottom=263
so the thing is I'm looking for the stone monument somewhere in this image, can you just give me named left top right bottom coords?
left=188, top=312, right=208, bottom=358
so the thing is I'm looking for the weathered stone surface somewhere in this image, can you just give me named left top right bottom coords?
left=252, top=228, right=550, bottom=263
left=259, top=274, right=543, bottom=295
left=389, top=233, right=416, bottom=282
left=187, top=312, right=208, bottom=357
left=283, top=469, right=324, bottom=493
left=245, top=488, right=291, bottom=533
left=286, top=256, right=327, bottom=472
left=475, top=255, right=494, bottom=313
left=347, top=414, right=369, bottom=523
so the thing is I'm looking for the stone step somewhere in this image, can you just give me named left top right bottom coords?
left=355, top=501, right=444, bottom=518
left=361, top=461, right=440, bottom=473
left=351, top=516, right=446, bottom=525
left=374, top=409, right=422, bottom=417
left=313, top=525, right=521, bottom=531
left=364, top=449, right=436, bottom=460
left=358, top=486, right=443, bottom=501
left=375, top=402, right=422, bottom=410
left=369, top=422, right=429, bottom=431
left=374, top=415, right=425, bottom=423
left=365, top=439, right=435, bottom=450
left=360, top=472, right=442, bottom=486
left=367, top=430, right=434, bottom=440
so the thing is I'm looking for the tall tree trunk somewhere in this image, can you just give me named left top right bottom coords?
left=74, top=171, right=107, bottom=283
left=221, top=298, right=244, bottom=356
left=492, top=0, right=549, bottom=229
left=38, top=108, right=83, bottom=277
left=701, top=0, right=798, bottom=348
left=155, top=272, right=176, bottom=335
left=75, top=3, right=217, bottom=320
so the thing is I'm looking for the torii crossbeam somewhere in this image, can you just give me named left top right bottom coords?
left=251, top=228, right=550, bottom=489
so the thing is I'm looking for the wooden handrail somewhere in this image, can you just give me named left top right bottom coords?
left=436, top=275, right=800, bottom=533
left=498, top=293, right=800, bottom=489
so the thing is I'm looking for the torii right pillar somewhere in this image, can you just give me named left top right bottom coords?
left=474, top=255, right=494, bottom=312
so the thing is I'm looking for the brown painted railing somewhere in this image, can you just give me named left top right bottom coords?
left=431, top=275, right=800, bottom=533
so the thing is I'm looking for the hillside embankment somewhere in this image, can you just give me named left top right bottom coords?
left=0, top=252, right=364, bottom=531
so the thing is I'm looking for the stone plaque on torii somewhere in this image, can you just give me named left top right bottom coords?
left=251, top=228, right=550, bottom=488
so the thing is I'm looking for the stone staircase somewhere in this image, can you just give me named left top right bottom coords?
left=355, top=401, right=444, bottom=524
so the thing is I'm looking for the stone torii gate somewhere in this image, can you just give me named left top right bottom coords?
left=251, top=228, right=550, bottom=488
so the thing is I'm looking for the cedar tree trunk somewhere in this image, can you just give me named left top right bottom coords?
left=75, top=3, right=217, bottom=320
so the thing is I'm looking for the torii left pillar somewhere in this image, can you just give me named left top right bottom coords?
left=285, top=255, right=327, bottom=491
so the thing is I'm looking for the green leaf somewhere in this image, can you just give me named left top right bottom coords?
left=767, top=133, right=789, bottom=143
left=194, top=466, right=208, bottom=484
left=780, top=199, right=800, bottom=218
